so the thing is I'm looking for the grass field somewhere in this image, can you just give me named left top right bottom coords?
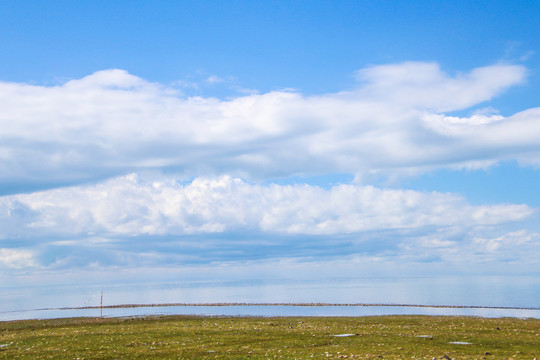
left=0, top=315, right=538, bottom=359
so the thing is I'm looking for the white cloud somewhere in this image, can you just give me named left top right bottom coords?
left=0, top=62, right=536, bottom=189
left=473, top=229, right=538, bottom=252
left=354, top=62, right=526, bottom=112
left=0, top=248, right=36, bottom=269
left=1, top=62, right=538, bottom=275
left=205, top=75, right=224, bottom=84
left=0, top=173, right=537, bottom=275
left=0, top=174, right=533, bottom=238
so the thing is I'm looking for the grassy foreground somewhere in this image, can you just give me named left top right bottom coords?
left=0, top=315, right=538, bottom=359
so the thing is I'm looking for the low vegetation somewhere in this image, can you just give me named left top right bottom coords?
left=0, top=315, right=538, bottom=359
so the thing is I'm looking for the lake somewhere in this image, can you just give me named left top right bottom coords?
left=2, top=304, right=539, bottom=322
left=1, top=275, right=539, bottom=321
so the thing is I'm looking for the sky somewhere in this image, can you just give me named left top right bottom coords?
left=1, top=0, right=540, bottom=310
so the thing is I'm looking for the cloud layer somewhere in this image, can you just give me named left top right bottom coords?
left=1, top=62, right=537, bottom=192
left=1, top=61, right=538, bottom=279
left=1, top=174, right=533, bottom=239
left=1, top=174, right=536, bottom=272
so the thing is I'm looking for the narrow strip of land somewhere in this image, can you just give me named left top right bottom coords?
left=52, top=302, right=539, bottom=311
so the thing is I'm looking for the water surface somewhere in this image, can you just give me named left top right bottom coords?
left=1, top=275, right=538, bottom=321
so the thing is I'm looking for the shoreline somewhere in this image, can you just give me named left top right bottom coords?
left=3, top=303, right=538, bottom=322
left=47, top=302, right=540, bottom=311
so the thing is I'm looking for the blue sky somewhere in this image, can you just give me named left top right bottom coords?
left=1, top=0, right=539, bottom=308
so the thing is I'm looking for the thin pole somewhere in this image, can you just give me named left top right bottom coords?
left=100, top=289, right=103, bottom=318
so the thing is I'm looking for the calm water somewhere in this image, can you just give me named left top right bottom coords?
left=1, top=276, right=539, bottom=321
left=2, top=305, right=539, bottom=322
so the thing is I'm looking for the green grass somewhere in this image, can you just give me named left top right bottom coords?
left=1, top=315, right=538, bottom=359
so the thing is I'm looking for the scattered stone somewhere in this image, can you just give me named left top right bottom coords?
left=333, top=334, right=359, bottom=337
left=442, top=355, right=451, bottom=360
left=484, top=352, right=491, bottom=355
left=449, top=341, right=472, bottom=345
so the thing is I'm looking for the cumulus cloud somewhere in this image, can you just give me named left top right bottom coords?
left=0, top=174, right=533, bottom=239
left=0, top=62, right=537, bottom=191
left=0, top=173, right=536, bottom=273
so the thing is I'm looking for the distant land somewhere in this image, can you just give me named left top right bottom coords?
left=58, top=302, right=540, bottom=311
